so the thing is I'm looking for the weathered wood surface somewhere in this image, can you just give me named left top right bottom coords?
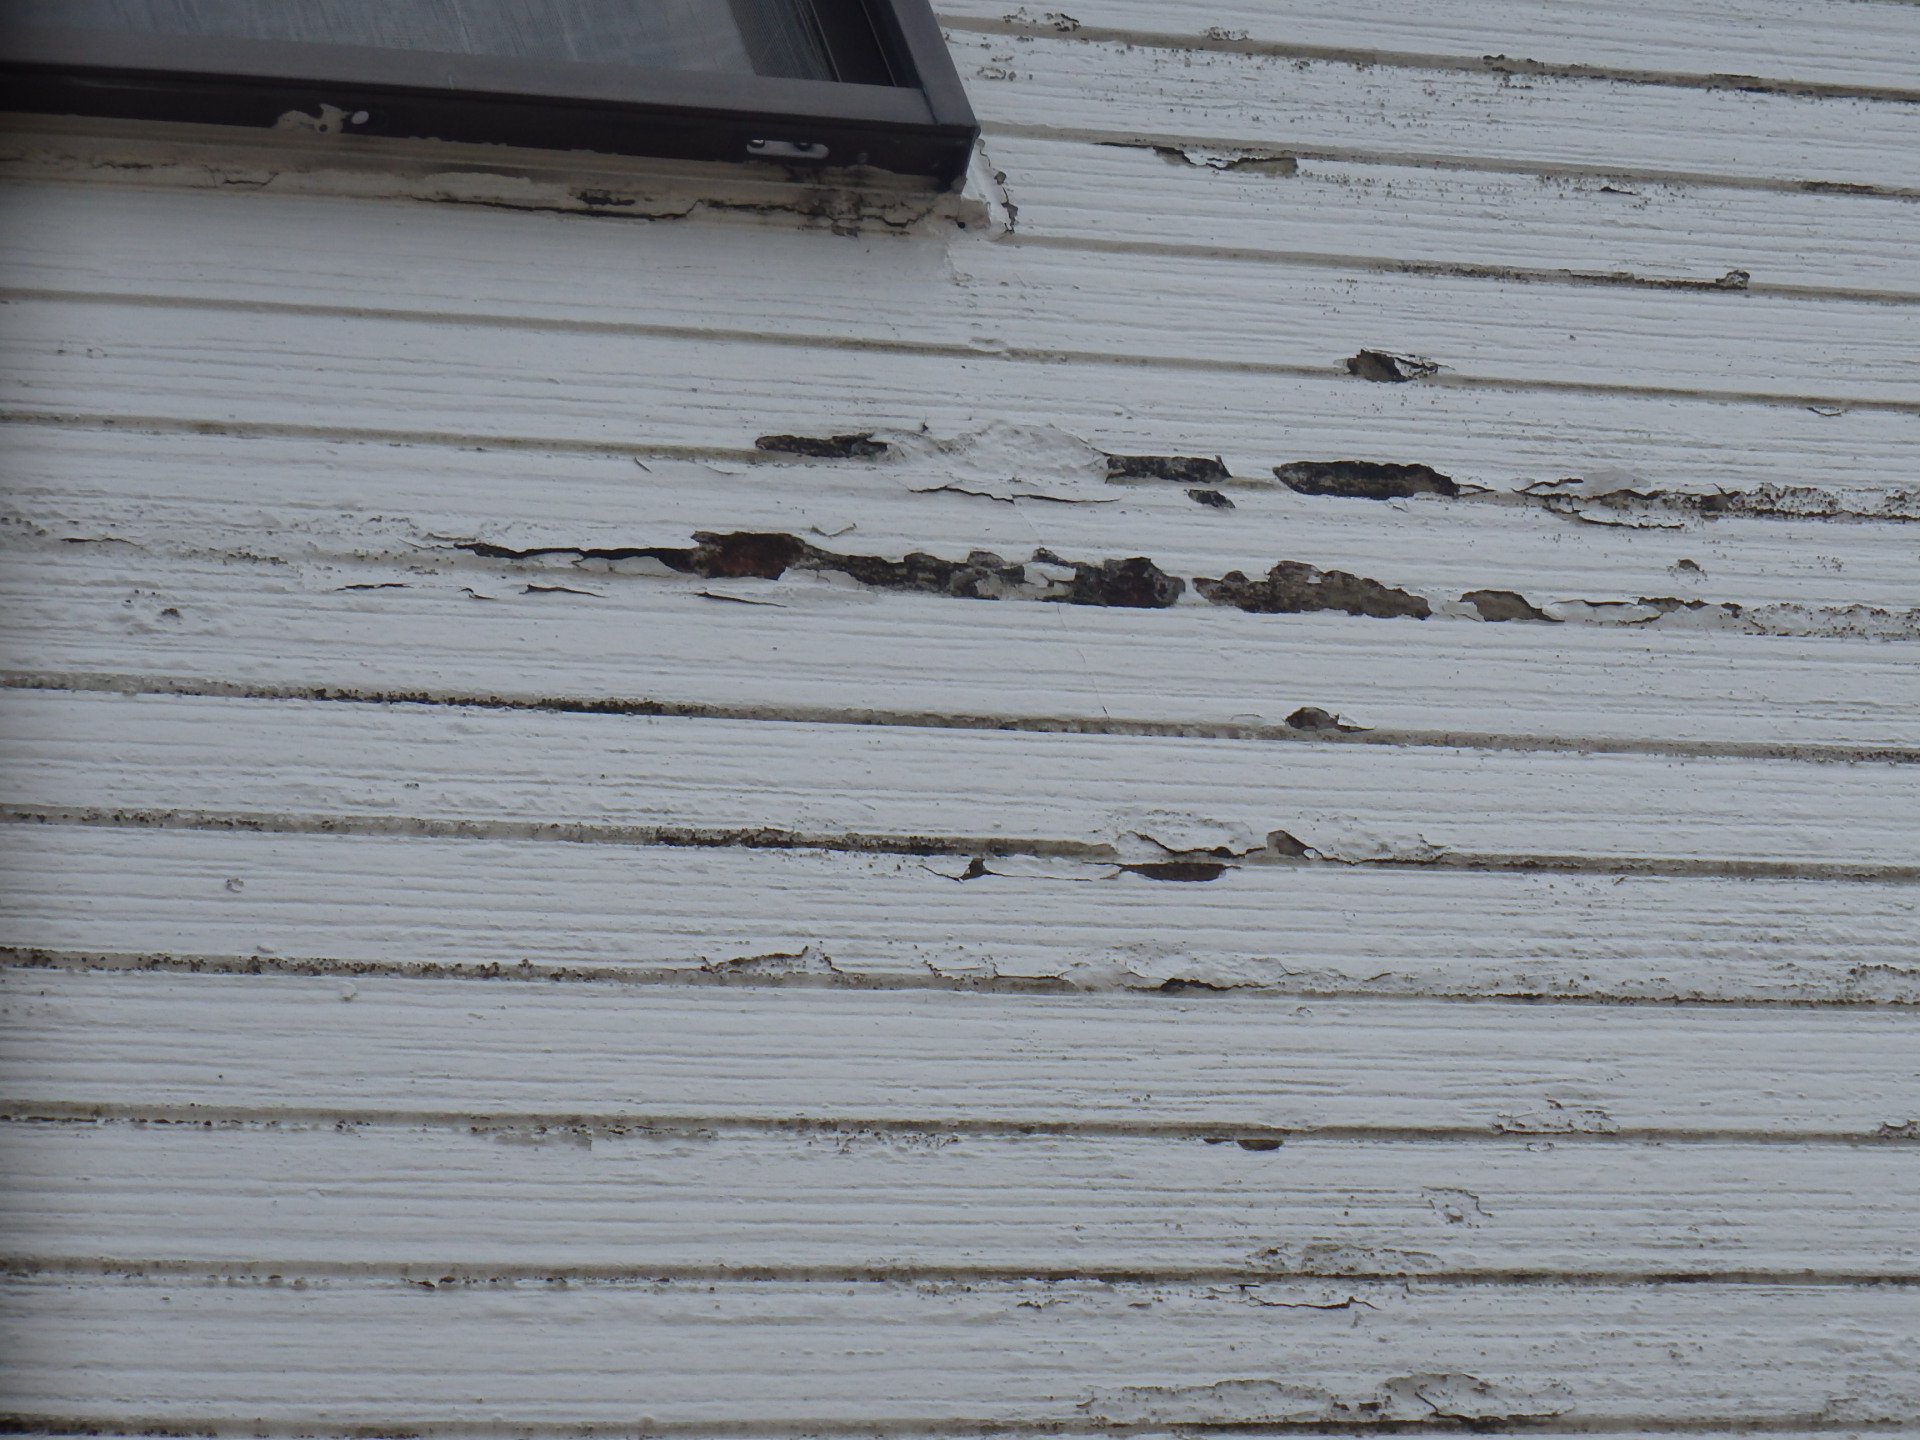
left=4, top=193, right=1918, bottom=411
left=7, top=831, right=1919, bottom=1001
left=8, top=301, right=1917, bottom=500
left=8, top=429, right=1920, bottom=758
left=8, top=688, right=1918, bottom=871
left=12, top=570, right=1920, bottom=745
left=948, top=28, right=1920, bottom=189
left=13, top=138, right=1920, bottom=298
left=7, top=972, right=1919, bottom=1135
left=3, top=0, right=1918, bottom=1427
left=8, top=428, right=1920, bottom=605
left=937, top=0, right=1920, bottom=94
left=8, top=1122, right=1918, bottom=1278
left=991, top=138, right=1920, bottom=298
left=5, top=1279, right=1919, bottom=1426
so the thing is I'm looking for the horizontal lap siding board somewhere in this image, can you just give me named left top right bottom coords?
left=4, top=194, right=1919, bottom=409
left=6, top=274, right=1916, bottom=420
left=7, top=314, right=1920, bottom=489
left=9, top=176, right=1918, bottom=321
left=950, top=31, right=1920, bottom=190
left=989, top=139, right=1920, bottom=299
left=8, top=832, right=1920, bottom=1001
left=5, top=0, right=1918, bottom=1428
left=9, top=430, right=1920, bottom=612
left=22, top=567, right=1920, bottom=753
left=8, top=688, right=1918, bottom=869
left=8, top=1124, right=1920, bottom=1277
left=935, top=0, right=1920, bottom=93
left=6, top=434, right=1920, bottom=752
left=12, top=555, right=1920, bottom=744
left=9, top=973, right=1920, bottom=1134
left=6, top=1280, right=1920, bottom=1425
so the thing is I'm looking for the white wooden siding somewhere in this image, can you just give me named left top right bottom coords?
left=2, top=0, right=1918, bottom=1430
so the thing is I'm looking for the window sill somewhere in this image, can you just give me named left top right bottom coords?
left=0, top=110, right=1003, bottom=235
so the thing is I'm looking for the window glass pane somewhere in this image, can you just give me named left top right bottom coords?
left=8, top=0, right=843, bottom=81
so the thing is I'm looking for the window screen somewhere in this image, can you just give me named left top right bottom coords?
left=7, top=0, right=877, bottom=83
left=0, top=0, right=974, bottom=183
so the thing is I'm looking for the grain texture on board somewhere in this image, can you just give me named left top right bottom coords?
left=5, top=1279, right=1919, bottom=1426
left=8, top=687, right=1919, bottom=870
left=8, top=429, right=1920, bottom=613
left=7, top=831, right=1920, bottom=1002
left=13, top=145, right=1920, bottom=300
left=9, top=369, right=1919, bottom=567
left=10, top=321, right=1920, bottom=492
left=935, top=0, right=1920, bottom=93
left=952, top=30, right=1920, bottom=190
left=7, top=972, right=1920, bottom=1134
left=7, top=1123, right=1919, bottom=1277
left=3, top=0, right=1917, bottom=1426
left=985, top=137, right=1920, bottom=297
left=5, top=193, right=1919, bottom=407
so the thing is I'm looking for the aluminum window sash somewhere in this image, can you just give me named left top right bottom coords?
left=0, top=17, right=978, bottom=184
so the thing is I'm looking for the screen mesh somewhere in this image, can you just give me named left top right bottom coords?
left=10, top=0, right=842, bottom=80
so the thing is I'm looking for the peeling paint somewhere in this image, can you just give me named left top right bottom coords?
left=454, top=532, right=1183, bottom=608
left=1118, top=860, right=1230, bottom=882
left=0, top=114, right=999, bottom=237
left=1462, top=589, right=1560, bottom=623
left=12, top=6, right=1920, bottom=1421
left=1423, top=1186, right=1492, bottom=1226
left=1195, top=562, right=1432, bottom=619
left=1522, top=477, right=1920, bottom=525
left=1163, top=146, right=1299, bottom=174
left=1344, top=349, right=1441, bottom=382
left=1103, top=451, right=1231, bottom=484
left=1251, top=1242, right=1443, bottom=1276
left=1285, top=707, right=1369, bottom=734
left=1086, top=1369, right=1572, bottom=1424
left=1275, top=459, right=1461, bottom=499
left=753, top=433, right=890, bottom=460
left=1496, top=1100, right=1621, bottom=1136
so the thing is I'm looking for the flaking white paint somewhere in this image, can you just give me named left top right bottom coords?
left=2, top=0, right=1918, bottom=1428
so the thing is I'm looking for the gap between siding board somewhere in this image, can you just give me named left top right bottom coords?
left=982, top=120, right=1920, bottom=201
left=7, top=806, right=1919, bottom=884
left=5, top=1100, right=1916, bottom=1146
left=6, top=287, right=1916, bottom=414
left=0, top=408, right=765, bottom=464
left=998, top=232, right=1920, bottom=309
left=9, top=1256, right=1920, bottom=1288
left=10, top=672, right=1916, bottom=767
left=7, top=1413, right=1919, bottom=1439
left=8, top=946, right=1919, bottom=1010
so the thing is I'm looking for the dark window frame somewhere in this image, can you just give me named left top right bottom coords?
left=0, top=0, right=979, bottom=187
